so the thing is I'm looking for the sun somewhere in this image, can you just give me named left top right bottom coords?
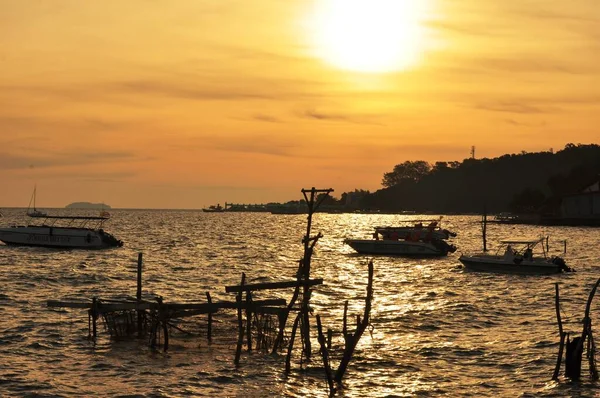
left=310, top=0, right=430, bottom=73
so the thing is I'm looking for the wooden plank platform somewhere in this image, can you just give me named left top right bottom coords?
left=47, top=298, right=286, bottom=313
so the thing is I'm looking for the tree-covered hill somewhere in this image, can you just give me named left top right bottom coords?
left=360, top=143, right=600, bottom=213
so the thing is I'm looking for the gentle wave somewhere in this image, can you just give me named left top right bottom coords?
left=0, top=210, right=599, bottom=397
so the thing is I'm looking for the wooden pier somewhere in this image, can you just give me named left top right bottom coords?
left=47, top=187, right=376, bottom=396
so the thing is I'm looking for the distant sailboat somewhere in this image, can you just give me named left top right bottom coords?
left=27, top=185, right=47, bottom=218
left=99, top=202, right=111, bottom=218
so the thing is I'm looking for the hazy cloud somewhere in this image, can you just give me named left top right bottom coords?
left=505, top=119, right=547, bottom=127
left=116, top=80, right=276, bottom=101
left=0, top=150, right=137, bottom=170
left=426, top=20, right=502, bottom=37
left=252, top=114, right=283, bottom=123
left=300, top=109, right=383, bottom=125
left=474, top=101, right=549, bottom=114
left=166, top=133, right=305, bottom=157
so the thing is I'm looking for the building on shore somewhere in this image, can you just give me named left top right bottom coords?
left=556, top=177, right=600, bottom=226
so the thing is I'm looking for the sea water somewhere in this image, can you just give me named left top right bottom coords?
left=0, top=209, right=599, bottom=397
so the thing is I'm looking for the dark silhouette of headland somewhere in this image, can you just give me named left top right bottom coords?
left=222, top=143, right=600, bottom=226
left=359, top=143, right=600, bottom=220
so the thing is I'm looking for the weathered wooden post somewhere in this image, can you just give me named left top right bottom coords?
left=271, top=188, right=332, bottom=360
left=580, top=278, right=600, bottom=380
left=137, top=253, right=143, bottom=338
left=246, top=290, right=253, bottom=351
left=271, top=260, right=303, bottom=354
left=565, top=336, right=583, bottom=380
left=285, top=315, right=302, bottom=373
left=90, top=297, right=98, bottom=342
left=149, top=296, right=168, bottom=352
left=299, top=187, right=333, bottom=359
left=316, top=315, right=335, bottom=396
left=234, top=273, right=246, bottom=365
left=160, top=296, right=169, bottom=352
left=552, top=283, right=566, bottom=380
left=300, top=188, right=316, bottom=359
left=315, top=260, right=375, bottom=394
left=206, top=292, right=212, bottom=343
left=554, top=278, right=600, bottom=381
left=224, top=278, right=317, bottom=363
left=335, top=260, right=374, bottom=383
left=481, top=205, right=487, bottom=252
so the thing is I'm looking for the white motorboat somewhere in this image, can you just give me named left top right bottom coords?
left=0, top=213, right=123, bottom=249
left=0, top=187, right=123, bottom=249
left=344, top=219, right=457, bottom=256
left=458, top=237, right=572, bottom=275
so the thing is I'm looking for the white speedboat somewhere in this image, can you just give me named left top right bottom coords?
left=458, top=237, right=572, bottom=275
left=344, top=219, right=457, bottom=256
left=0, top=214, right=123, bottom=249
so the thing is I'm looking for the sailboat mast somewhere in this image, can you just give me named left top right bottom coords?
left=27, top=185, right=37, bottom=212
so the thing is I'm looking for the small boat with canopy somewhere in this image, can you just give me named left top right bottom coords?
left=458, top=237, right=572, bottom=274
left=344, top=218, right=457, bottom=256
left=0, top=213, right=123, bottom=249
left=0, top=188, right=123, bottom=249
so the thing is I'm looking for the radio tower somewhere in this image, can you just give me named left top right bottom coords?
left=470, top=146, right=476, bottom=159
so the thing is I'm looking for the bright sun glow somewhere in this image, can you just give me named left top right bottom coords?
left=311, top=0, right=430, bottom=73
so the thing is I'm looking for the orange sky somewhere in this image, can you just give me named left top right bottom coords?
left=1, top=0, right=599, bottom=208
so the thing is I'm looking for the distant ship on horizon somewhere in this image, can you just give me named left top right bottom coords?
left=202, top=203, right=224, bottom=213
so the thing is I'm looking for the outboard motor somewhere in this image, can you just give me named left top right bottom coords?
left=552, top=256, right=574, bottom=272
left=100, top=232, right=124, bottom=248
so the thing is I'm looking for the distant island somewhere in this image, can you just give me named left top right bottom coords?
left=65, top=202, right=112, bottom=210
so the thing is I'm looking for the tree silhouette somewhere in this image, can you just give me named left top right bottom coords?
left=362, top=143, right=600, bottom=213
left=381, top=160, right=432, bottom=187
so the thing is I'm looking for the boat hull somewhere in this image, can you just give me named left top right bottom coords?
left=345, top=239, right=450, bottom=256
left=459, top=255, right=563, bottom=275
left=0, top=226, right=122, bottom=249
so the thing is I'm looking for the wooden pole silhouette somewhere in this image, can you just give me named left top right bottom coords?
left=137, top=253, right=144, bottom=338
left=316, top=260, right=374, bottom=395
left=481, top=205, right=487, bottom=252
left=316, top=315, right=335, bottom=395
left=206, top=292, right=212, bottom=342
left=234, top=273, right=246, bottom=366
left=552, top=283, right=566, bottom=380
left=299, top=187, right=333, bottom=359
left=273, top=188, right=333, bottom=363
left=553, top=278, right=600, bottom=380
left=335, top=260, right=374, bottom=383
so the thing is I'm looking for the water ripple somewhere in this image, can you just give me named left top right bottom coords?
left=0, top=211, right=599, bottom=397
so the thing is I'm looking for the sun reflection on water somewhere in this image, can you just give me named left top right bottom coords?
left=0, top=210, right=599, bottom=397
